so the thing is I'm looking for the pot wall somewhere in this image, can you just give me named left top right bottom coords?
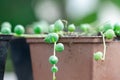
left=0, top=35, right=13, bottom=80
left=27, top=37, right=119, bottom=80
left=93, top=42, right=120, bottom=80
left=9, top=38, right=33, bottom=80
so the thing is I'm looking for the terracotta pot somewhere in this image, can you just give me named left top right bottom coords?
left=0, top=35, right=13, bottom=80
left=27, top=36, right=120, bottom=80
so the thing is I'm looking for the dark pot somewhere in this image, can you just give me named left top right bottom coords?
left=27, top=36, right=120, bottom=80
left=0, top=35, right=13, bottom=80
left=9, top=37, right=33, bottom=80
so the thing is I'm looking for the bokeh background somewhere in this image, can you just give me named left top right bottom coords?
left=1, top=0, right=120, bottom=26
left=0, top=0, right=120, bottom=80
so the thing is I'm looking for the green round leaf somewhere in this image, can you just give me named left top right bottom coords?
left=55, top=43, right=64, bottom=52
left=80, top=24, right=91, bottom=32
left=1, top=27, right=11, bottom=34
left=14, top=25, right=25, bottom=35
left=49, top=55, right=58, bottom=64
left=54, top=20, right=64, bottom=32
left=68, top=24, right=76, bottom=32
left=104, top=29, right=115, bottom=39
left=49, top=24, right=55, bottom=33
left=51, top=65, right=58, bottom=73
left=114, top=23, right=120, bottom=36
left=94, top=51, right=103, bottom=61
left=33, top=25, right=42, bottom=34
left=44, top=33, right=59, bottom=43
left=1, top=22, right=12, bottom=29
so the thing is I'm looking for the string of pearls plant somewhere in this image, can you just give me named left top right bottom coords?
left=0, top=20, right=119, bottom=80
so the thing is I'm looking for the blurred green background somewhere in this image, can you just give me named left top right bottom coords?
left=0, top=0, right=120, bottom=72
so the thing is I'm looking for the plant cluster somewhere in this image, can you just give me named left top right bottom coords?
left=44, top=20, right=66, bottom=80
left=43, top=20, right=120, bottom=80
left=94, top=23, right=119, bottom=61
left=1, top=20, right=120, bottom=80
left=0, top=22, right=25, bottom=35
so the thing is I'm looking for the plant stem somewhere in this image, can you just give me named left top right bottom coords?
left=101, top=32, right=107, bottom=60
left=61, top=20, right=68, bottom=32
left=53, top=42, right=56, bottom=56
left=53, top=42, right=56, bottom=80
left=53, top=72, right=56, bottom=80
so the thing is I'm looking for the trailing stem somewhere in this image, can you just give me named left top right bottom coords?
left=54, top=42, right=56, bottom=56
left=53, top=42, right=56, bottom=80
left=53, top=72, right=56, bottom=80
left=101, top=32, right=107, bottom=60
left=61, top=20, right=68, bottom=31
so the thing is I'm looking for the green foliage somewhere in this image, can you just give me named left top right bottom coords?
left=49, top=55, right=58, bottom=64
left=54, top=20, right=64, bottom=32
left=68, top=24, right=76, bottom=32
left=104, top=29, right=115, bottom=39
left=114, top=23, right=120, bottom=36
left=44, top=33, right=59, bottom=43
left=51, top=65, right=58, bottom=73
left=69, top=12, right=97, bottom=26
left=33, top=25, right=42, bottom=34
left=94, top=51, right=103, bottom=61
left=55, top=43, right=64, bottom=52
left=14, top=25, right=25, bottom=35
left=111, top=0, right=120, bottom=7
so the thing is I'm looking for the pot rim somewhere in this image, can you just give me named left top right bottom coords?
left=0, top=34, right=13, bottom=41
left=26, top=36, right=113, bottom=44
